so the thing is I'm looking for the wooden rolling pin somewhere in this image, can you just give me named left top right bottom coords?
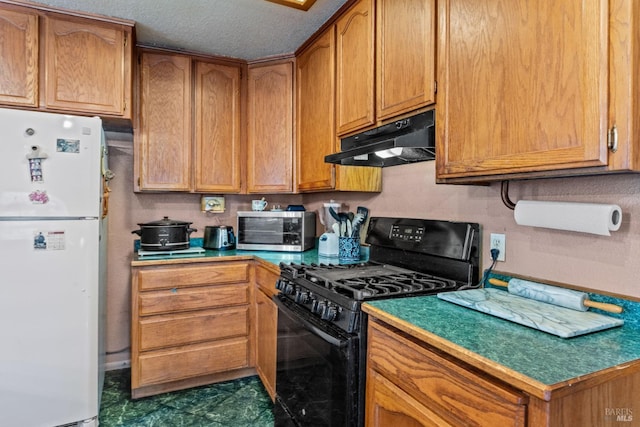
left=488, top=278, right=623, bottom=314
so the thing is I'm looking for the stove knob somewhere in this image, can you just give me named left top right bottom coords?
left=321, top=304, right=338, bottom=321
left=312, top=299, right=326, bottom=315
left=275, top=279, right=285, bottom=291
left=284, top=282, right=295, bottom=295
left=294, top=290, right=310, bottom=304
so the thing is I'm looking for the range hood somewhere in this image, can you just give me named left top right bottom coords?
left=325, top=110, right=435, bottom=167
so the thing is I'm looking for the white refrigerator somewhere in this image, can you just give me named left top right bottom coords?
left=0, top=108, right=108, bottom=427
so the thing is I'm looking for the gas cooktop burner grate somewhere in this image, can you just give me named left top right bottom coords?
left=280, top=262, right=459, bottom=301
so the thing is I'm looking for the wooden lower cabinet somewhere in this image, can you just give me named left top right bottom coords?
left=366, top=320, right=526, bottom=427
left=254, top=263, right=279, bottom=401
left=366, top=318, right=640, bottom=427
left=131, top=261, right=254, bottom=398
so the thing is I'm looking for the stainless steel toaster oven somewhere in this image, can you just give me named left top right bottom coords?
left=236, top=211, right=316, bottom=252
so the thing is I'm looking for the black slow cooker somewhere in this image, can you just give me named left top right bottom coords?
left=132, top=217, right=197, bottom=251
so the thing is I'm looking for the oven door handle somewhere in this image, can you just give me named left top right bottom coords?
left=274, top=296, right=348, bottom=348
left=301, top=317, right=348, bottom=348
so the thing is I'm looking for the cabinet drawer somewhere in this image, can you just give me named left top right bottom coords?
left=368, top=321, right=527, bottom=427
left=139, top=284, right=249, bottom=315
left=137, top=337, right=249, bottom=386
left=139, top=306, right=249, bottom=351
left=138, top=263, right=249, bottom=291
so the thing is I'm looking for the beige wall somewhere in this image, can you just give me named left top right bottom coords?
left=105, top=133, right=640, bottom=367
left=105, top=135, right=305, bottom=367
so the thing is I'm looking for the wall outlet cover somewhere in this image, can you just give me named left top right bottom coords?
left=490, top=233, right=506, bottom=262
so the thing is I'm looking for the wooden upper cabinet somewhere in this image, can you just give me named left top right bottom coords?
left=297, top=26, right=382, bottom=193
left=436, top=0, right=610, bottom=182
left=136, top=49, right=244, bottom=193
left=336, top=0, right=375, bottom=135
left=0, top=3, right=133, bottom=119
left=194, top=61, right=242, bottom=193
left=44, top=16, right=131, bottom=117
left=336, top=0, right=436, bottom=136
left=296, top=28, right=337, bottom=192
left=376, top=0, right=436, bottom=120
left=247, top=61, right=294, bottom=193
left=0, top=8, right=38, bottom=107
left=138, top=53, right=192, bottom=191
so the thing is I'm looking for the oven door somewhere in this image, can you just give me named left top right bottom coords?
left=273, top=295, right=361, bottom=427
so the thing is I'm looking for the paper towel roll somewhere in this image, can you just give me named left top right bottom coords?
left=514, top=200, right=622, bottom=236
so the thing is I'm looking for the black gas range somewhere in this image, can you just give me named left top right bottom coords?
left=277, top=262, right=461, bottom=333
left=273, top=217, right=480, bottom=427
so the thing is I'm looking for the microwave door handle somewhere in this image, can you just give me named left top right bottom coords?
left=274, top=296, right=348, bottom=348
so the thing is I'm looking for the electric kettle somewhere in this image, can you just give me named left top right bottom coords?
left=203, top=225, right=235, bottom=250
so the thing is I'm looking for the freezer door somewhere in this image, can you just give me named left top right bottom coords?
left=0, top=108, right=102, bottom=218
left=0, top=219, right=101, bottom=427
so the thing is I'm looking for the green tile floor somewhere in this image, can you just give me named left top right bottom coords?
left=99, top=369, right=274, bottom=426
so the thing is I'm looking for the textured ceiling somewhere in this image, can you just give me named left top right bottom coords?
left=26, top=0, right=348, bottom=60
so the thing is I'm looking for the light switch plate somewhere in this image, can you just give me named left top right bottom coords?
left=201, top=196, right=225, bottom=213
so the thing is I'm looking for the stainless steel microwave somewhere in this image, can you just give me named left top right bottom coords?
left=236, top=211, right=316, bottom=252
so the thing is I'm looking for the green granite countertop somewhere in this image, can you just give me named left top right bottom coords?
left=134, top=243, right=640, bottom=396
left=131, top=238, right=367, bottom=267
left=364, top=294, right=640, bottom=390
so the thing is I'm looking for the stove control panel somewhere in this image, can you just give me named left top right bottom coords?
left=390, top=224, right=425, bottom=242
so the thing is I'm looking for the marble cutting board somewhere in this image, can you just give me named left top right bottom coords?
left=437, top=288, right=624, bottom=338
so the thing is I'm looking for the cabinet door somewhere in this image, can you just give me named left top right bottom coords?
left=336, top=0, right=375, bottom=136
left=255, top=288, right=277, bottom=401
left=297, top=27, right=382, bottom=193
left=366, top=370, right=454, bottom=427
left=194, top=61, right=242, bottom=193
left=376, top=0, right=435, bottom=120
left=436, top=0, right=609, bottom=180
left=247, top=62, right=294, bottom=193
left=296, top=28, right=336, bottom=192
left=43, top=16, right=131, bottom=116
left=138, top=53, right=192, bottom=191
left=0, top=8, right=38, bottom=107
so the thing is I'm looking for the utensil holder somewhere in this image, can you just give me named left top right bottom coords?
left=339, top=237, right=360, bottom=262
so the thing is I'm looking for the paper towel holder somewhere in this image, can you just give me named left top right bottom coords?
left=501, top=181, right=516, bottom=210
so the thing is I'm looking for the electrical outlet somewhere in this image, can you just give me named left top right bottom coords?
left=490, top=233, right=506, bottom=262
